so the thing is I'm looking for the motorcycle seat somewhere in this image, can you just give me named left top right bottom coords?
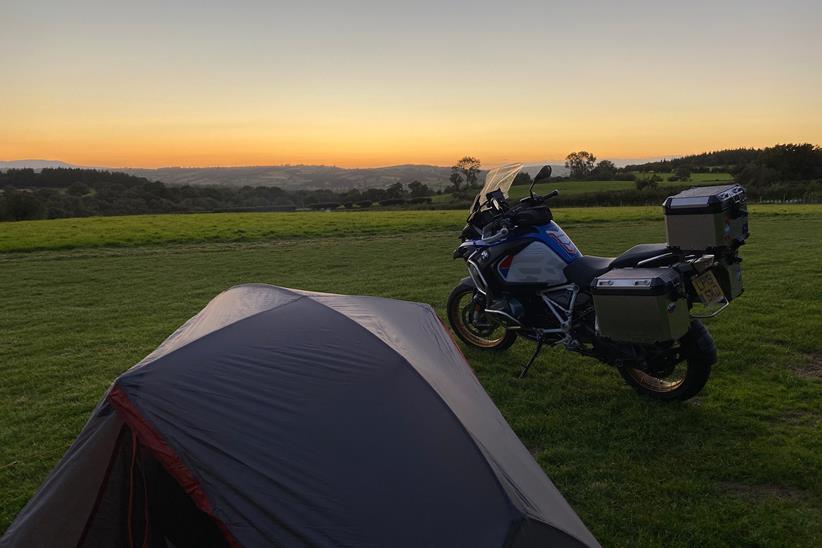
left=564, top=244, right=671, bottom=288
left=610, top=243, right=670, bottom=268
left=563, top=255, right=612, bottom=288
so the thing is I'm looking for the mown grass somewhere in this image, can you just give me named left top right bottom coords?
left=1, top=203, right=816, bottom=254
left=1, top=207, right=660, bottom=252
left=1, top=206, right=821, bottom=546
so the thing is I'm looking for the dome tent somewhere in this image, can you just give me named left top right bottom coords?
left=2, top=284, right=599, bottom=548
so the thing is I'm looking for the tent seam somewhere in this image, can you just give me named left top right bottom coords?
left=303, top=295, right=523, bottom=530
left=129, top=290, right=309, bottom=373
left=311, top=298, right=594, bottom=545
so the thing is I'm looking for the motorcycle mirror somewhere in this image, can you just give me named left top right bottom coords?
left=530, top=165, right=552, bottom=199
left=533, top=165, right=553, bottom=184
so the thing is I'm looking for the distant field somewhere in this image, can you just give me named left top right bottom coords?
left=509, top=172, right=733, bottom=200
left=1, top=204, right=820, bottom=546
left=432, top=172, right=734, bottom=203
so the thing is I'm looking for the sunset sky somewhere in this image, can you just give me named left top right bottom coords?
left=2, top=0, right=821, bottom=168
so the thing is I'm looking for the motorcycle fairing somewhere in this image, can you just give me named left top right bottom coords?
left=463, top=222, right=581, bottom=289
left=539, top=222, right=582, bottom=263
left=468, top=222, right=580, bottom=262
left=470, top=239, right=531, bottom=271
left=498, top=242, right=568, bottom=285
left=500, top=222, right=582, bottom=265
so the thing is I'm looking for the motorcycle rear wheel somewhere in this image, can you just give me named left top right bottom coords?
left=447, top=282, right=517, bottom=351
left=619, top=320, right=716, bottom=401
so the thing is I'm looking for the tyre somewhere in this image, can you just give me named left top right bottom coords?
left=619, top=320, right=716, bottom=401
left=446, top=282, right=517, bottom=351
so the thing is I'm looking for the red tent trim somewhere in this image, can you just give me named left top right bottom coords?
left=108, top=385, right=239, bottom=548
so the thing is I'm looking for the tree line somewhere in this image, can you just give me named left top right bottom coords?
left=2, top=144, right=820, bottom=221
left=623, top=143, right=822, bottom=180
left=563, top=144, right=822, bottom=193
left=0, top=168, right=437, bottom=222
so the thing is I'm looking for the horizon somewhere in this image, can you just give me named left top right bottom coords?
left=2, top=1, right=821, bottom=168
left=0, top=154, right=681, bottom=170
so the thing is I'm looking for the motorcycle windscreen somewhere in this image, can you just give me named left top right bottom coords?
left=470, top=164, right=523, bottom=213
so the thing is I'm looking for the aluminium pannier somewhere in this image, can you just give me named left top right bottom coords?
left=591, top=267, right=689, bottom=344
left=663, top=184, right=748, bottom=251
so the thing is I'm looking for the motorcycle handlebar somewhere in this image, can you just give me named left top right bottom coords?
left=543, top=189, right=560, bottom=200
left=483, top=227, right=509, bottom=244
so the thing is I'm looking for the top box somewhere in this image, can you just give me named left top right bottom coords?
left=663, top=184, right=749, bottom=251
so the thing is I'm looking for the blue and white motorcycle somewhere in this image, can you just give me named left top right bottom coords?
left=448, top=164, right=722, bottom=401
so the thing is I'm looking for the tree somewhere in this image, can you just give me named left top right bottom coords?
left=512, top=172, right=533, bottom=186
left=735, top=163, right=779, bottom=187
left=565, top=151, right=597, bottom=179
left=635, top=173, right=660, bottom=190
left=341, top=188, right=363, bottom=203
left=454, top=156, right=481, bottom=188
left=386, top=182, right=404, bottom=198
left=0, top=187, right=45, bottom=221
left=449, top=170, right=464, bottom=192
left=592, top=160, right=617, bottom=180
left=67, top=181, right=91, bottom=196
left=758, top=143, right=822, bottom=180
left=674, top=166, right=692, bottom=180
left=407, top=180, right=432, bottom=197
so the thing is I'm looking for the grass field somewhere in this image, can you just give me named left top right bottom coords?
left=1, top=204, right=821, bottom=546
left=509, top=172, right=733, bottom=201
left=1, top=203, right=813, bottom=254
left=431, top=172, right=734, bottom=203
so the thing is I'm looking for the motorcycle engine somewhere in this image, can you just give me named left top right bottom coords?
left=486, top=295, right=525, bottom=327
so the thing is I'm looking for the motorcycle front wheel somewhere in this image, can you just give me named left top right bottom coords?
left=619, top=320, right=716, bottom=401
left=447, top=282, right=517, bottom=351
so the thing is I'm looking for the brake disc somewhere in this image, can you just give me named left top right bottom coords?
left=462, top=305, right=496, bottom=336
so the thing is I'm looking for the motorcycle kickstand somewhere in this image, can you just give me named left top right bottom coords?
left=519, top=336, right=544, bottom=379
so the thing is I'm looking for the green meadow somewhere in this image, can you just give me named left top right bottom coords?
left=1, top=204, right=821, bottom=546
left=508, top=172, right=734, bottom=200
left=431, top=172, right=734, bottom=203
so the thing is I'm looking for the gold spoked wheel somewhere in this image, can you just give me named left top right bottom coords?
left=618, top=320, right=715, bottom=401
left=446, top=284, right=517, bottom=351
left=623, top=363, right=687, bottom=393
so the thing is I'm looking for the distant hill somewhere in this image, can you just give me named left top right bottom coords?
left=121, top=163, right=575, bottom=191
left=0, top=159, right=78, bottom=170
left=521, top=164, right=570, bottom=178
left=0, top=161, right=570, bottom=190
left=118, top=164, right=458, bottom=191
left=0, top=161, right=457, bottom=190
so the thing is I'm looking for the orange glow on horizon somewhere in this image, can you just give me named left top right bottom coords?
left=3, top=128, right=818, bottom=169
left=3, top=2, right=820, bottom=169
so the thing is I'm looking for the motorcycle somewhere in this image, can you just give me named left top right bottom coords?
left=447, top=163, right=748, bottom=401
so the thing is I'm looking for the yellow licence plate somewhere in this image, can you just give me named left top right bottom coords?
left=692, top=270, right=725, bottom=305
